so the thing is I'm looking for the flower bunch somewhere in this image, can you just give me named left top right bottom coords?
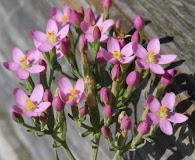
left=3, top=0, right=188, bottom=159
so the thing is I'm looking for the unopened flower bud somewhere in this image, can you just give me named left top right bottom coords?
left=39, top=112, right=48, bottom=122
left=103, top=0, right=112, bottom=9
left=101, top=126, right=112, bottom=139
left=137, top=121, right=150, bottom=135
left=43, top=89, right=53, bottom=102
left=103, top=105, right=114, bottom=118
left=93, top=26, right=101, bottom=41
left=86, top=8, right=95, bottom=25
left=71, top=10, right=83, bottom=26
left=100, top=87, right=112, bottom=104
left=115, top=19, right=121, bottom=31
left=12, top=112, right=24, bottom=124
left=97, top=50, right=106, bottom=65
left=111, top=64, right=122, bottom=81
left=39, top=59, right=47, bottom=73
left=126, top=71, right=140, bottom=87
left=134, top=15, right=145, bottom=31
left=118, top=38, right=126, bottom=49
left=118, top=111, right=127, bottom=123
left=79, top=35, right=88, bottom=53
left=52, top=96, right=65, bottom=112
left=60, top=37, right=71, bottom=56
left=160, top=69, right=175, bottom=86
left=87, top=93, right=96, bottom=107
left=78, top=6, right=84, bottom=19
left=131, top=31, right=140, bottom=43
left=120, top=116, right=132, bottom=131
left=79, top=106, right=89, bottom=117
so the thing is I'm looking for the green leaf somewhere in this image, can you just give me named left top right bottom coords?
left=143, top=136, right=154, bottom=143
left=136, top=140, right=146, bottom=149
left=80, top=130, right=93, bottom=137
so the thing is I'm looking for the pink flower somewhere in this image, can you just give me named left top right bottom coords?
left=3, top=47, right=45, bottom=80
left=58, top=76, right=85, bottom=106
left=12, top=84, right=51, bottom=117
left=80, top=14, right=114, bottom=42
left=31, top=19, right=69, bottom=52
left=101, top=37, right=136, bottom=64
left=135, top=38, right=177, bottom=74
left=146, top=93, right=188, bottom=135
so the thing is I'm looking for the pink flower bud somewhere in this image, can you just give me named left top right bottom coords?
left=131, top=31, right=140, bottom=43
left=101, top=126, right=112, bottom=139
left=78, top=6, right=84, bottom=19
left=134, top=15, right=145, bottom=31
left=118, top=38, right=126, bottom=49
left=115, top=19, right=121, bottom=31
left=70, top=10, right=83, bottom=26
left=126, top=71, right=140, bottom=87
left=103, top=0, right=112, bottom=9
left=100, top=87, right=112, bottom=104
left=79, top=106, right=89, bottom=117
left=93, top=26, right=101, bottom=41
left=103, top=105, right=114, bottom=118
left=52, top=96, right=65, bottom=112
left=121, top=116, right=132, bottom=131
left=160, top=69, right=175, bottom=86
left=79, top=35, right=88, bottom=53
left=97, top=50, right=106, bottom=65
left=86, top=8, right=95, bottom=25
left=137, top=121, right=150, bottom=135
left=39, top=112, right=48, bottom=122
left=12, top=112, right=24, bottom=123
left=39, top=59, right=47, bottom=74
left=43, top=89, right=53, bottom=103
left=60, top=37, right=71, bottom=56
left=111, top=64, right=122, bottom=81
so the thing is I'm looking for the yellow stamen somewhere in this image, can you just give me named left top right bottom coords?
left=47, top=31, right=57, bottom=43
left=19, top=55, right=29, bottom=69
left=147, top=51, right=156, bottom=64
left=62, top=14, right=69, bottom=22
left=159, top=106, right=167, bottom=119
left=68, top=88, right=79, bottom=100
left=113, top=50, right=123, bottom=61
left=25, top=98, right=35, bottom=111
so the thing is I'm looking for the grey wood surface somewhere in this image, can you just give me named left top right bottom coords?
left=0, top=0, right=194, bottom=160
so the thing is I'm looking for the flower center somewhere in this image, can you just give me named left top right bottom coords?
left=159, top=106, right=168, bottom=119
left=147, top=51, right=156, bottom=64
left=113, top=50, right=123, bottom=61
left=25, top=98, right=35, bottom=111
left=68, top=88, right=79, bottom=101
left=19, top=55, right=29, bottom=69
left=62, top=14, right=69, bottom=22
left=47, top=31, right=57, bottom=43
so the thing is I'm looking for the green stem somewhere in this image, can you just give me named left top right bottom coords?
left=112, top=150, right=122, bottom=160
left=48, top=69, right=54, bottom=88
left=90, top=133, right=101, bottom=160
left=61, top=141, right=76, bottom=160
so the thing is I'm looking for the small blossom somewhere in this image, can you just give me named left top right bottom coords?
left=103, top=105, right=114, bottom=118
left=12, top=84, right=51, bottom=117
left=115, top=19, right=121, bottom=31
left=133, top=15, right=145, bottom=31
left=137, top=121, right=150, bottom=135
left=126, top=71, right=140, bottom=87
left=3, top=47, right=45, bottom=80
left=70, top=9, right=83, bottom=26
left=101, top=126, right=112, bottom=139
left=86, top=8, right=96, bottom=25
left=120, top=116, right=132, bottom=131
left=146, top=93, right=188, bottom=135
left=160, top=69, right=175, bottom=86
left=12, top=112, right=24, bottom=124
left=100, top=87, right=112, bottom=104
left=135, top=38, right=177, bottom=74
left=58, top=76, right=85, bottom=105
left=52, top=96, right=65, bottom=112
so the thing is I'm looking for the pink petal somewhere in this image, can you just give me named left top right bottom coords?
left=3, top=62, right=20, bottom=72
left=25, top=111, right=38, bottom=117
left=100, top=35, right=108, bottom=42
left=168, top=112, right=188, bottom=123
left=147, top=38, right=160, bottom=54
left=46, top=19, right=58, bottom=34
left=100, top=48, right=113, bottom=62
left=30, top=84, right=44, bottom=103
left=95, top=14, right=103, bottom=26
left=38, top=43, right=54, bottom=52
left=16, top=69, right=29, bottom=80
left=66, top=99, right=77, bottom=106
left=109, top=58, right=121, bottom=64
left=27, top=65, right=45, bottom=73
left=150, top=64, right=165, bottom=74
left=122, top=55, right=135, bottom=64
left=63, top=4, right=70, bottom=14
left=101, top=19, right=115, bottom=34
left=147, top=94, right=161, bottom=113
left=75, top=78, right=85, bottom=93
left=57, top=24, right=70, bottom=40
left=134, top=44, right=147, bottom=59
left=13, top=88, right=27, bottom=106
left=12, top=105, right=24, bottom=114
left=158, top=54, right=177, bottom=64
left=33, top=39, right=41, bottom=48
left=85, top=34, right=94, bottom=42
left=35, top=102, right=51, bottom=112
left=146, top=113, right=159, bottom=125
left=27, top=49, right=41, bottom=63
left=31, top=30, right=48, bottom=43
left=121, top=42, right=134, bottom=57
left=76, top=93, right=84, bottom=104
left=161, top=92, right=176, bottom=109
left=12, top=47, right=25, bottom=63
left=80, top=21, right=93, bottom=34
left=58, top=76, right=73, bottom=94
left=107, top=37, right=120, bottom=53
left=159, top=119, right=173, bottom=135
left=59, top=89, right=68, bottom=103
left=135, top=59, right=149, bottom=69
left=51, top=7, right=63, bottom=23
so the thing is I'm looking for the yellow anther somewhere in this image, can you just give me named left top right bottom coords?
left=159, top=106, right=167, bottom=119
left=62, top=14, right=69, bottom=22
left=68, top=88, right=79, bottom=100
left=25, top=98, right=35, bottom=111
left=113, top=50, right=123, bottom=61
left=47, top=31, right=57, bottom=43
left=147, top=51, right=156, bottom=64
left=20, top=56, right=29, bottom=69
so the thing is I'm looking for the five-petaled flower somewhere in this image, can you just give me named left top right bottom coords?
left=146, top=92, right=188, bottom=135
left=3, top=47, right=45, bottom=80
left=135, top=38, right=177, bottom=74
left=12, top=84, right=51, bottom=117
left=58, top=76, right=85, bottom=106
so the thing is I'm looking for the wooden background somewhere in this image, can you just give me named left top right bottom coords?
left=0, top=0, right=194, bottom=159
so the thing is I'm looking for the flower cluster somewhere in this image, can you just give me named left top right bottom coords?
left=3, top=0, right=188, bottom=160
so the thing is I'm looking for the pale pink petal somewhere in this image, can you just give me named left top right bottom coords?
left=100, top=35, right=108, bottom=42
left=109, top=58, right=121, bottom=64
left=150, top=64, right=165, bottom=74
left=168, top=112, right=188, bottom=123
left=27, top=49, right=41, bottom=63
left=134, top=44, right=147, bottom=59
left=58, top=76, right=73, bottom=94
left=12, top=47, right=25, bottom=63
left=30, top=84, right=44, bottom=102
left=35, top=102, right=51, bottom=112
left=76, top=93, right=84, bottom=104
left=25, top=111, right=38, bottom=117
left=135, top=59, right=149, bottom=69
left=3, top=62, right=20, bottom=72
left=51, top=7, right=63, bottom=23
left=121, top=42, right=134, bottom=57
left=31, top=30, right=48, bottom=43
left=80, top=21, right=93, bottom=34
left=147, top=38, right=160, bottom=54
left=147, top=94, right=161, bottom=113
left=57, top=24, right=70, bottom=40
left=46, top=19, right=58, bottom=34
left=27, top=65, right=45, bottom=73
left=13, top=88, right=28, bottom=106
left=101, top=19, right=115, bottom=34
left=38, top=43, right=54, bottom=52
left=146, top=113, right=159, bottom=125
left=66, top=99, right=77, bottom=106
left=95, top=14, right=103, bottom=26
left=100, top=48, right=113, bottom=61
left=16, top=69, right=29, bottom=80
left=12, top=105, right=24, bottom=114
left=161, top=92, right=175, bottom=109
left=159, top=119, right=173, bottom=135
left=107, top=37, right=120, bottom=53
left=158, top=54, right=177, bottom=64
left=59, top=89, right=68, bottom=103
left=85, top=34, right=94, bottom=42
left=122, top=55, right=135, bottom=64
left=33, top=39, right=42, bottom=48
left=63, top=4, right=70, bottom=13
left=75, top=78, right=85, bottom=93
